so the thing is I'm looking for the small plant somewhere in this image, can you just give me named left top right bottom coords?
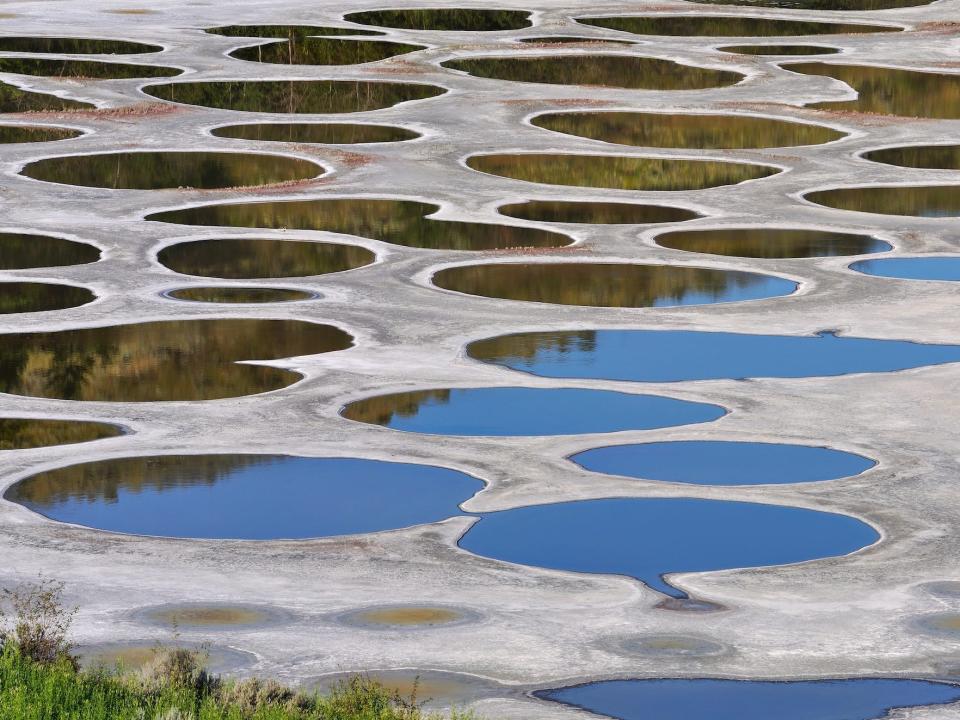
left=0, top=577, right=77, bottom=667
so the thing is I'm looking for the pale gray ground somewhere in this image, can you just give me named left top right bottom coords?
left=0, top=0, right=959, bottom=717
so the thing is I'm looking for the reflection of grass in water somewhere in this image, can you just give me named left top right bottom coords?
left=9, top=454, right=280, bottom=506
left=0, top=82, right=93, bottom=112
left=719, top=44, right=840, bottom=56
left=213, top=122, right=418, bottom=144
left=499, top=201, right=699, bottom=224
left=788, top=63, right=960, bottom=119
left=433, top=263, right=786, bottom=307
left=0, top=36, right=161, bottom=53
left=356, top=607, right=462, bottom=626
left=864, top=145, right=960, bottom=170
left=0, top=318, right=352, bottom=401
left=533, top=111, right=843, bottom=149
left=22, top=151, right=320, bottom=190
left=148, top=607, right=267, bottom=628
left=144, top=80, right=445, bottom=114
left=230, top=38, right=424, bottom=66
left=206, top=24, right=384, bottom=38
left=0, top=233, right=100, bottom=269
left=0, top=282, right=94, bottom=314
left=0, top=58, right=180, bottom=79
left=578, top=15, right=899, bottom=36
left=167, top=287, right=313, bottom=304
left=0, top=418, right=120, bottom=450
left=468, top=154, right=779, bottom=191
left=806, top=186, right=960, bottom=217
left=149, top=199, right=569, bottom=251
left=443, top=56, right=741, bottom=90
left=656, top=228, right=887, bottom=258
left=158, top=239, right=374, bottom=279
left=0, top=125, right=81, bottom=143
left=344, top=8, right=530, bottom=31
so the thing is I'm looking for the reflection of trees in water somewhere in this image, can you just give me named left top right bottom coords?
left=499, top=201, right=698, bottom=224
left=656, top=228, right=886, bottom=258
left=144, top=80, right=444, bottom=114
left=719, top=44, right=839, bottom=56
left=864, top=145, right=960, bottom=171
left=0, top=37, right=161, bottom=53
left=789, top=64, right=960, bottom=119
left=149, top=199, right=569, bottom=251
left=230, top=38, right=423, bottom=66
left=23, top=152, right=320, bottom=190
left=443, top=56, right=741, bottom=90
left=468, top=331, right=598, bottom=367
left=0, top=319, right=352, bottom=401
left=342, top=389, right=453, bottom=425
left=0, top=232, right=100, bottom=269
left=434, top=263, right=780, bottom=307
left=698, top=0, right=930, bottom=10
left=158, top=239, right=373, bottom=279
left=206, top=25, right=383, bottom=38
left=212, top=122, right=417, bottom=144
left=344, top=9, right=531, bottom=31
left=578, top=15, right=897, bottom=36
left=807, top=186, right=960, bottom=216
left=0, top=58, right=180, bottom=79
left=9, top=454, right=277, bottom=506
left=0, top=418, right=120, bottom=450
left=468, top=154, right=778, bottom=191
left=534, top=112, right=843, bottom=149
left=0, top=126, right=81, bottom=144
left=0, top=282, right=93, bottom=314
left=0, top=81, right=93, bottom=112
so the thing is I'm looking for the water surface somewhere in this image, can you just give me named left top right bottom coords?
left=205, top=24, right=384, bottom=38
left=467, top=329, right=960, bottom=381
left=148, top=199, right=570, bottom=251
left=0, top=232, right=100, bottom=268
left=571, top=441, right=874, bottom=485
left=719, top=44, right=840, bottom=55
left=0, top=125, right=83, bottom=143
left=433, top=263, right=795, bottom=307
left=143, top=80, right=445, bottom=113
left=700, top=0, right=930, bottom=8
left=0, top=81, right=93, bottom=112
left=229, top=38, right=424, bottom=65
left=158, top=238, right=374, bottom=278
left=499, top=201, right=700, bottom=224
left=0, top=318, right=352, bottom=401
left=341, top=387, right=724, bottom=436
left=467, top=154, right=780, bottom=190
left=343, top=9, right=532, bottom=31
left=0, top=418, right=121, bottom=450
left=533, top=111, right=843, bottom=148
left=538, top=678, right=960, bottom=720
left=443, top=56, right=742, bottom=90
left=576, top=16, right=898, bottom=36
left=863, top=145, right=960, bottom=170
left=0, top=281, right=94, bottom=314
left=459, top=497, right=877, bottom=596
left=517, top=36, right=635, bottom=45
left=805, top=186, right=960, bottom=217
left=22, top=151, right=322, bottom=190
left=0, top=37, right=161, bottom=53
left=6, top=455, right=483, bottom=539
left=851, top=258, right=960, bottom=282
left=0, top=58, right=180, bottom=78
left=655, top=228, right=889, bottom=258
left=212, top=123, right=418, bottom=144
left=785, top=64, right=960, bottom=119
left=167, top=287, right=314, bottom=303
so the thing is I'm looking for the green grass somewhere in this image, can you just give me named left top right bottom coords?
left=0, top=646, right=477, bottom=720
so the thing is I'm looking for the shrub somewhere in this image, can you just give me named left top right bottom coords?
left=0, top=577, right=77, bottom=668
